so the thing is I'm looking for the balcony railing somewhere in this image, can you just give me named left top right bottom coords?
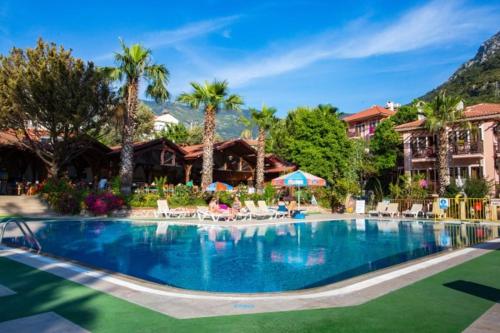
left=411, top=147, right=436, bottom=159
left=450, top=141, right=483, bottom=155
left=347, top=131, right=359, bottom=138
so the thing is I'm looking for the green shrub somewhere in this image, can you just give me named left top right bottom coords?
left=39, top=178, right=87, bottom=214
left=110, top=176, right=121, bottom=195
left=216, top=191, right=234, bottom=205
left=444, top=180, right=461, bottom=197
left=389, top=175, right=428, bottom=199
left=464, top=178, right=492, bottom=198
left=128, top=193, right=159, bottom=208
left=154, top=176, right=167, bottom=198
left=127, top=185, right=207, bottom=208
left=263, top=184, right=277, bottom=204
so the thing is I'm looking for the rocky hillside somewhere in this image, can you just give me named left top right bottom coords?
left=421, top=31, right=500, bottom=104
left=142, top=100, right=254, bottom=139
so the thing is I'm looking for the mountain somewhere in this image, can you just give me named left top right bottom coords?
left=421, top=31, right=500, bottom=104
left=142, top=101, right=254, bottom=139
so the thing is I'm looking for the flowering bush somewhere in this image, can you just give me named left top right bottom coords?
left=40, top=178, right=87, bottom=214
left=84, top=192, right=124, bottom=215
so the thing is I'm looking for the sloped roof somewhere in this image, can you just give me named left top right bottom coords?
left=109, top=138, right=187, bottom=156
left=0, top=130, right=22, bottom=146
left=343, top=105, right=396, bottom=123
left=182, top=139, right=256, bottom=159
left=264, top=154, right=297, bottom=173
left=395, top=103, right=500, bottom=131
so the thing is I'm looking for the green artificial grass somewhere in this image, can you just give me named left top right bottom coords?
left=0, top=250, right=499, bottom=333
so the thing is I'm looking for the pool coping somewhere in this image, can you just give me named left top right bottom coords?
left=1, top=220, right=499, bottom=318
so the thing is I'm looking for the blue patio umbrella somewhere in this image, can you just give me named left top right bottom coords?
left=271, top=170, right=326, bottom=209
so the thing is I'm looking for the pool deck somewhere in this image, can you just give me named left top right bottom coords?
left=1, top=227, right=499, bottom=319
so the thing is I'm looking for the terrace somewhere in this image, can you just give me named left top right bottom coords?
left=450, top=140, right=484, bottom=156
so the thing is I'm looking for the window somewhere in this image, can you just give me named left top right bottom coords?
left=355, top=124, right=365, bottom=136
left=160, top=150, right=175, bottom=166
left=470, top=166, right=482, bottom=179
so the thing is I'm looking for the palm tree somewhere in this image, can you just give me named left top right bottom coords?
left=104, top=40, right=169, bottom=195
left=177, top=80, right=243, bottom=189
left=246, top=105, right=277, bottom=194
left=418, top=91, right=465, bottom=195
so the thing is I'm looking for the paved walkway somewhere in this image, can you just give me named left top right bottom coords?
left=464, top=304, right=500, bottom=333
left=0, top=312, right=89, bottom=333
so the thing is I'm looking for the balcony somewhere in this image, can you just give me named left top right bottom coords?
left=347, top=130, right=360, bottom=138
left=411, top=147, right=436, bottom=160
left=450, top=141, right=483, bottom=156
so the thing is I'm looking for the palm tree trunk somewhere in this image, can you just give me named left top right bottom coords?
left=437, top=128, right=450, bottom=195
left=120, top=79, right=139, bottom=195
left=255, top=127, right=266, bottom=194
left=201, top=106, right=216, bottom=190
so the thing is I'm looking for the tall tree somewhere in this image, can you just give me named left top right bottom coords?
left=100, top=102, right=156, bottom=146
left=243, top=105, right=277, bottom=193
left=369, top=118, right=402, bottom=173
left=103, top=40, right=169, bottom=194
left=418, top=91, right=465, bottom=195
left=0, top=38, right=115, bottom=177
left=177, top=80, right=243, bottom=189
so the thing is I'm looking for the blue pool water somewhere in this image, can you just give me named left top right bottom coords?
left=4, top=219, right=498, bottom=293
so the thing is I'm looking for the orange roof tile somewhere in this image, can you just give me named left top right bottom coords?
left=343, top=105, right=396, bottom=123
left=395, top=103, right=500, bottom=131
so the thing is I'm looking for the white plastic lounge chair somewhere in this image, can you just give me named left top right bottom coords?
left=380, top=203, right=399, bottom=217
left=156, top=200, right=188, bottom=218
left=257, top=200, right=285, bottom=218
left=196, top=206, right=209, bottom=221
left=195, top=206, right=232, bottom=222
left=402, top=204, right=423, bottom=218
left=245, top=201, right=275, bottom=219
left=368, top=202, right=388, bottom=216
left=234, top=207, right=251, bottom=221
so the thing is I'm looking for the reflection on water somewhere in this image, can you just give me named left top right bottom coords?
left=3, top=219, right=499, bottom=293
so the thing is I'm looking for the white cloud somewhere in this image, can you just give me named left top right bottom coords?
left=143, top=15, right=238, bottom=49
left=208, top=0, right=498, bottom=87
left=222, top=29, right=232, bottom=39
left=94, top=15, right=238, bottom=62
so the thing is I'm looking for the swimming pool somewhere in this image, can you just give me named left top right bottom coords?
left=3, top=219, right=499, bottom=293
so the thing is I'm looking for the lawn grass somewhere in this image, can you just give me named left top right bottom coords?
left=0, top=250, right=499, bottom=333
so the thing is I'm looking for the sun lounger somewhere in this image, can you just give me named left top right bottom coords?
left=402, top=204, right=423, bottom=218
left=380, top=203, right=400, bottom=217
left=368, top=202, right=388, bottom=217
left=235, top=208, right=251, bottom=221
left=156, top=200, right=189, bottom=218
left=196, top=206, right=232, bottom=222
left=257, top=200, right=285, bottom=218
left=245, top=201, right=275, bottom=219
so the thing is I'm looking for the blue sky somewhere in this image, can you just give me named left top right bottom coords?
left=0, top=0, right=498, bottom=116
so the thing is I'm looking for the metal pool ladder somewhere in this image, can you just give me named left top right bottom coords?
left=0, top=218, right=42, bottom=253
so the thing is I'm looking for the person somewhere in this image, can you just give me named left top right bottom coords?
left=98, top=177, right=108, bottom=191
left=208, top=198, right=221, bottom=213
left=232, top=197, right=242, bottom=213
left=288, top=200, right=298, bottom=218
left=277, top=200, right=288, bottom=214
